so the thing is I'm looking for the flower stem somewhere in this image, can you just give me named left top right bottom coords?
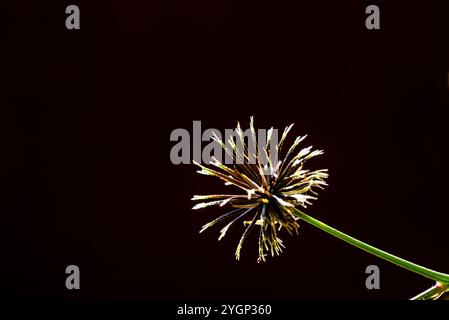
left=292, top=208, right=449, bottom=285
left=410, top=282, right=447, bottom=300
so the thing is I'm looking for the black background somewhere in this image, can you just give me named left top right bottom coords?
left=2, top=0, right=449, bottom=300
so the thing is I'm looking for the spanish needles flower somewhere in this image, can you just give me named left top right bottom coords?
left=190, top=118, right=449, bottom=299
left=192, top=117, right=328, bottom=262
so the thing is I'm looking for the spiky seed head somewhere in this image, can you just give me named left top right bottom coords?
left=192, top=117, right=328, bottom=262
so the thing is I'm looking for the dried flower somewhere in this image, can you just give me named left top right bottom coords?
left=192, top=117, right=328, bottom=262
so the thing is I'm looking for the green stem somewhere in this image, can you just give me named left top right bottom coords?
left=292, top=208, right=449, bottom=285
left=410, top=283, right=447, bottom=300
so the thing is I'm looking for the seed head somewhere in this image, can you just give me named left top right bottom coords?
left=192, top=117, right=328, bottom=262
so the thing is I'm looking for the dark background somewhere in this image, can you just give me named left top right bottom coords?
left=2, top=0, right=448, bottom=300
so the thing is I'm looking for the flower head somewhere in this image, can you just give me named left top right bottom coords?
left=192, top=117, right=328, bottom=262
